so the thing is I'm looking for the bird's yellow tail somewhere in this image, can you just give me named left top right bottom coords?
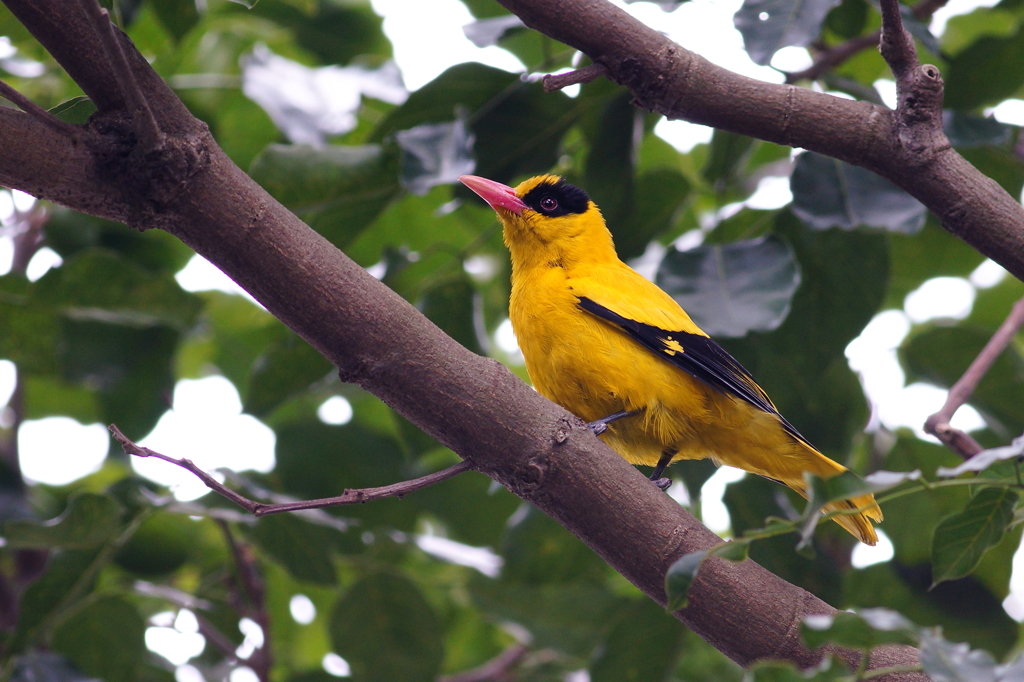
left=824, top=495, right=883, bottom=546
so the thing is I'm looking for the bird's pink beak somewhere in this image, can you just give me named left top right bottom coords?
left=459, top=175, right=526, bottom=215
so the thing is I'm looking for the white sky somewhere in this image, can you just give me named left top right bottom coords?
left=0, top=0, right=1021, bottom=672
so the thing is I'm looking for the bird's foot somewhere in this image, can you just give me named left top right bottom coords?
left=652, top=477, right=672, bottom=491
left=586, top=409, right=640, bottom=436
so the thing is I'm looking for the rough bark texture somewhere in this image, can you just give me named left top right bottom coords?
left=0, top=0, right=943, bottom=677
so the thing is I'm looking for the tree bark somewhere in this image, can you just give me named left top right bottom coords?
left=0, top=0, right=929, bottom=677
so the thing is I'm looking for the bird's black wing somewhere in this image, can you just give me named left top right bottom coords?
left=577, top=296, right=809, bottom=447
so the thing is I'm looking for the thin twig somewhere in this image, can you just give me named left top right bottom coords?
left=437, top=644, right=528, bottom=682
left=925, top=296, right=1024, bottom=459
left=543, top=63, right=607, bottom=92
left=76, top=0, right=163, bottom=150
left=878, top=0, right=918, bottom=79
left=0, top=79, right=79, bottom=137
left=109, top=424, right=476, bottom=515
left=217, top=521, right=269, bottom=682
left=787, top=33, right=880, bottom=84
left=786, top=0, right=948, bottom=84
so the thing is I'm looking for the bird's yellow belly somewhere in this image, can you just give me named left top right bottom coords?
left=510, top=279, right=812, bottom=477
left=512, top=284, right=731, bottom=467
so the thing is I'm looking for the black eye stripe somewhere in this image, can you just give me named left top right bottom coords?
left=522, top=178, right=590, bottom=217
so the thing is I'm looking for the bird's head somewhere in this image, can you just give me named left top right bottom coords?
left=459, top=174, right=615, bottom=269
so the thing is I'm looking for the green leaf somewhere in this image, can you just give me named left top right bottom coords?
left=958, top=144, right=1024, bottom=201
left=613, top=168, right=690, bottom=260
left=583, top=92, right=640, bottom=230
left=945, top=24, right=1024, bottom=110
left=34, top=249, right=203, bottom=330
left=242, top=326, right=333, bottom=417
left=942, top=6, right=1022, bottom=57
left=724, top=475, right=845, bottom=604
left=718, top=212, right=887, bottom=454
left=374, top=63, right=578, bottom=184
left=274, top=418, right=415, bottom=531
left=44, top=208, right=195, bottom=275
left=656, top=234, right=800, bottom=338
left=0, top=274, right=59, bottom=374
left=824, top=0, right=867, bottom=39
left=589, top=599, right=684, bottom=682
left=48, top=97, right=96, bottom=125
left=745, top=657, right=850, bottom=681
left=469, top=574, right=625, bottom=657
left=931, top=487, right=1018, bottom=587
left=246, top=513, right=339, bottom=585
left=58, top=320, right=179, bottom=439
left=11, top=549, right=100, bottom=652
left=149, top=0, right=200, bottom=41
left=243, top=1, right=391, bottom=64
left=800, top=610, right=916, bottom=651
left=3, top=493, right=122, bottom=549
left=114, top=512, right=195, bottom=576
left=329, top=572, right=443, bottom=682
left=790, top=153, right=926, bottom=233
left=884, top=217, right=986, bottom=309
left=51, top=596, right=146, bottom=682
left=500, top=504, right=609, bottom=585
left=943, top=111, right=1014, bottom=148
left=249, top=143, right=401, bottom=250
left=734, top=0, right=841, bottom=66
left=701, top=130, right=756, bottom=192
left=418, top=272, right=484, bottom=355
left=411, top=461, right=519, bottom=547
left=665, top=549, right=708, bottom=611
left=715, top=541, right=751, bottom=563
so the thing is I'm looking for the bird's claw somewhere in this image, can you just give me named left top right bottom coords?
left=586, top=420, right=608, bottom=436
left=652, top=477, right=672, bottom=491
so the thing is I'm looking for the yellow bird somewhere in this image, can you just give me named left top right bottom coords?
left=460, top=173, right=882, bottom=545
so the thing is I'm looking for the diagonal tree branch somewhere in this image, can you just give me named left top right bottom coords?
left=925, top=296, right=1024, bottom=458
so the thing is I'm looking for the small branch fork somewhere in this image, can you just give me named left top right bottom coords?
left=786, top=0, right=948, bottom=84
left=108, top=424, right=476, bottom=515
left=75, top=0, right=163, bottom=151
left=542, top=62, right=607, bottom=93
left=924, top=296, right=1024, bottom=459
left=0, top=79, right=79, bottom=138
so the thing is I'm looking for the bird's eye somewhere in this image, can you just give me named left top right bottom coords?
left=540, top=196, right=558, bottom=211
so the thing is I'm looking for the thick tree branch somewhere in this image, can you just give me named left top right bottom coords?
left=498, top=0, right=1024, bottom=290
left=0, top=0, right=926, bottom=677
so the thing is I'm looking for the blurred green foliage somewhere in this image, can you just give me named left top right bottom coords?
left=0, top=0, right=1023, bottom=679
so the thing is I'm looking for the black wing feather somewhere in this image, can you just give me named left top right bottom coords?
left=577, top=296, right=809, bottom=447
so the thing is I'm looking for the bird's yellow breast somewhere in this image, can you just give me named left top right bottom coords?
left=510, top=262, right=731, bottom=466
